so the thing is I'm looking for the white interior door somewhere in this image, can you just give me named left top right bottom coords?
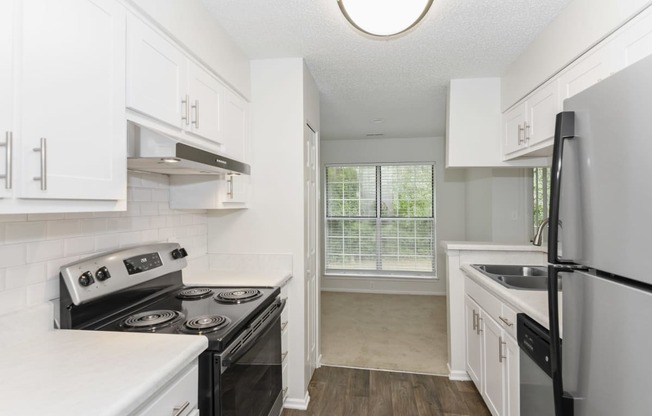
left=304, top=123, right=319, bottom=377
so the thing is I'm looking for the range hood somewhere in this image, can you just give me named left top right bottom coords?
left=127, top=123, right=250, bottom=175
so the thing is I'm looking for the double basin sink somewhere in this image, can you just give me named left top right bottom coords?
left=471, top=264, right=559, bottom=291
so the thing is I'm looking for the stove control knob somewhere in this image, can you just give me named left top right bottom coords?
left=171, top=248, right=188, bottom=259
left=79, top=271, right=95, bottom=287
left=95, top=266, right=111, bottom=282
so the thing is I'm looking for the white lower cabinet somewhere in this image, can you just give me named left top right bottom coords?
left=465, top=277, right=519, bottom=416
left=280, top=281, right=290, bottom=403
left=135, top=362, right=199, bottom=416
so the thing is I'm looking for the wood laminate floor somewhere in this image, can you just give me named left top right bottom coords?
left=283, top=366, right=491, bottom=416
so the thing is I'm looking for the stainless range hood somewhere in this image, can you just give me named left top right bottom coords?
left=127, top=123, right=250, bottom=175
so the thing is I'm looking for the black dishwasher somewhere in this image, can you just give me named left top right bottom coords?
left=517, top=313, right=555, bottom=416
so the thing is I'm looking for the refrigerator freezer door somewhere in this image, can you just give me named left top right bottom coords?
left=560, top=54, right=652, bottom=284
left=562, top=270, right=652, bottom=416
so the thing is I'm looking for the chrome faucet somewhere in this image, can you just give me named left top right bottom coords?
left=532, top=218, right=549, bottom=246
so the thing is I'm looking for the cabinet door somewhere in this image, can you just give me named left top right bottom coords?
left=0, top=0, right=13, bottom=198
left=558, top=46, right=612, bottom=105
left=187, top=62, right=221, bottom=143
left=525, top=81, right=559, bottom=147
left=465, top=296, right=483, bottom=388
left=220, top=87, right=249, bottom=162
left=482, top=313, right=505, bottom=416
left=17, top=0, right=126, bottom=200
left=502, top=103, right=526, bottom=156
left=504, top=334, right=520, bottom=416
left=126, top=13, right=187, bottom=129
left=611, top=7, right=652, bottom=72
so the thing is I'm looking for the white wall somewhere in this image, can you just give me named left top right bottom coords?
left=129, top=0, right=251, bottom=98
left=0, top=172, right=208, bottom=316
left=464, top=168, right=533, bottom=244
left=206, top=58, right=315, bottom=408
left=502, top=0, right=652, bottom=109
left=320, top=137, right=467, bottom=295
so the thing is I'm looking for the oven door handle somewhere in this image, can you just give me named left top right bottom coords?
left=222, top=298, right=286, bottom=369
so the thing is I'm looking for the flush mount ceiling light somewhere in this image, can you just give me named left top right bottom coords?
left=337, top=0, right=433, bottom=38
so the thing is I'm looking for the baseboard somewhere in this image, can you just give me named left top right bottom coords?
left=447, top=363, right=471, bottom=381
left=283, top=392, right=310, bottom=410
left=321, top=288, right=446, bottom=296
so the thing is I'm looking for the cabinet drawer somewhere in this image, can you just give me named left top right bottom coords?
left=465, top=276, right=502, bottom=324
left=135, top=362, right=198, bottom=416
left=282, top=361, right=289, bottom=400
left=499, top=303, right=517, bottom=339
left=281, top=320, right=289, bottom=352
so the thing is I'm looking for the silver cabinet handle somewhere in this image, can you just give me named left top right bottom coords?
left=499, top=316, right=513, bottom=327
left=1, top=131, right=12, bottom=189
left=283, top=387, right=288, bottom=397
left=472, top=309, right=477, bottom=331
left=282, top=351, right=288, bottom=362
left=499, top=336, right=506, bottom=363
left=476, top=316, right=483, bottom=335
left=172, top=401, right=190, bottom=416
left=281, top=321, right=288, bottom=331
left=33, top=137, right=46, bottom=191
left=227, top=175, right=234, bottom=199
left=524, top=122, right=531, bottom=142
left=192, top=99, right=199, bottom=128
left=517, top=124, right=525, bottom=145
left=182, top=94, right=190, bottom=125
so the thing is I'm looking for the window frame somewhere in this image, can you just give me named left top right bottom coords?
left=323, top=162, right=437, bottom=279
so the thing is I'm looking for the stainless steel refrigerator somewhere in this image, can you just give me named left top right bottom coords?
left=547, top=53, right=652, bottom=416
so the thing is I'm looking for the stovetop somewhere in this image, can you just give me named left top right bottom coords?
left=96, top=285, right=279, bottom=351
left=57, top=243, right=281, bottom=353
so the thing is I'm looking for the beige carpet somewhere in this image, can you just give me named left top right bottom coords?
left=320, top=292, right=449, bottom=375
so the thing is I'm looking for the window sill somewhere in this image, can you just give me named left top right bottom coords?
left=324, top=273, right=437, bottom=281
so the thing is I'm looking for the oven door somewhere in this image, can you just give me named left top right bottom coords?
left=215, top=298, right=285, bottom=416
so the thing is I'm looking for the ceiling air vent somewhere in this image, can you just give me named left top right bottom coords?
left=366, top=133, right=384, bottom=137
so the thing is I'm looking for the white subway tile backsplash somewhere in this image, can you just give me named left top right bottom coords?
left=5, top=262, right=47, bottom=289
left=5, top=222, right=47, bottom=243
left=47, top=220, right=82, bottom=240
left=0, top=244, right=26, bottom=268
left=26, top=240, right=64, bottom=263
left=64, top=237, right=96, bottom=257
left=0, top=287, right=27, bottom=314
left=0, top=172, right=208, bottom=313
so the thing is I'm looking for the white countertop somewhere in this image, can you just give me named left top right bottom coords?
left=461, top=264, right=559, bottom=330
left=442, top=241, right=547, bottom=253
left=0, top=329, right=207, bottom=416
left=184, top=270, right=292, bottom=288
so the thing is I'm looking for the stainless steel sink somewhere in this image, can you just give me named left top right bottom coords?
left=471, top=264, right=559, bottom=291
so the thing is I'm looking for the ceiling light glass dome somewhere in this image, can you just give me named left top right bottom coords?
left=337, top=0, right=433, bottom=38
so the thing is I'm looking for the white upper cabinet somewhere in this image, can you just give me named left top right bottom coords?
left=610, top=6, right=652, bottom=72
left=126, top=13, right=187, bottom=129
left=558, top=46, right=613, bottom=103
left=15, top=0, right=126, bottom=202
left=220, top=87, right=249, bottom=162
left=0, top=0, right=14, bottom=199
left=502, top=80, right=559, bottom=159
left=187, top=62, right=222, bottom=142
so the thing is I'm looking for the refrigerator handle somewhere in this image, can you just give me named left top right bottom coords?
left=548, top=111, right=576, bottom=264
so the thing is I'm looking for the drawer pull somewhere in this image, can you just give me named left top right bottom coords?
left=499, top=316, right=513, bottom=327
left=282, top=351, right=288, bottom=362
left=281, top=321, right=288, bottom=331
left=283, top=387, right=289, bottom=397
left=476, top=316, right=483, bottom=334
left=472, top=309, right=477, bottom=331
left=172, top=401, right=190, bottom=416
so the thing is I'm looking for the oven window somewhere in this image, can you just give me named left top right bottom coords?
left=219, top=317, right=282, bottom=416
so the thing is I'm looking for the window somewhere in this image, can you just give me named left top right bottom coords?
left=533, top=167, right=551, bottom=234
left=324, top=164, right=436, bottom=277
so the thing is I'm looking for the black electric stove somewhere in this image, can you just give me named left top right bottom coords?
left=57, top=243, right=285, bottom=416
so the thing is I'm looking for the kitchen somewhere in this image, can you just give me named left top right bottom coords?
left=1, top=0, right=651, bottom=415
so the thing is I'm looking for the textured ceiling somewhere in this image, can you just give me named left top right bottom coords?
left=202, top=0, right=572, bottom=140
